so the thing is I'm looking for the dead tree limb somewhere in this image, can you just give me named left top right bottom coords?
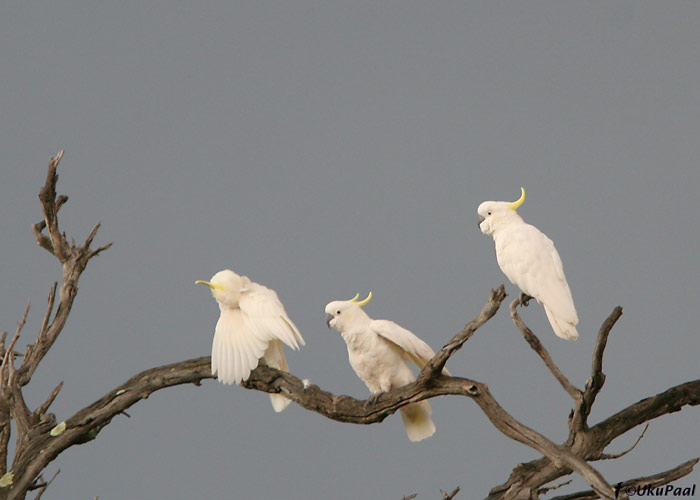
left=1, top=151, right=698, bottom=500
left=510, top=297, right=582, bottom=401
left=549, top=457, right=700, bottom=500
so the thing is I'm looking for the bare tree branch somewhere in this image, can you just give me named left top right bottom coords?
left=597, top=423, right=648, bottom=461
left=36, top=150, right=67, bottom=262
left=3, top=151, right=698, bottom=500
left=572, top=307, right=623, bottom=431
left=509, top=297, right=582, bottom=400
left=591, top=379, right=700, bottom=455
left=485, top=378, right=700, bottom=499
left=18, top=152, right=112, bottom=388
left=549, top=457, right=699, bottom=500
left=421, top=286, right=507, bottom=379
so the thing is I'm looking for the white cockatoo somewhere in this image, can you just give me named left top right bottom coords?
left=477, top=188, right=579, bottom=340
left=196, top=269, right=305, bottom=412
left=325, top=292, right=449, bottom=442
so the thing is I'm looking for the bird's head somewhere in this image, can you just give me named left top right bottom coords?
left=325, top=292, right=373, bottom=332
left=196, top=269, right=247, bottom=308
left=477, top=187, right=526, bottom=235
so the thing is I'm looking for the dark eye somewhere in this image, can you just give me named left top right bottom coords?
left=487, top=211, right=492, bottom=215
left=337, top=310, right=341, bottom=315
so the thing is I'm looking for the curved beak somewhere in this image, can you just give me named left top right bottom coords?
left=478, top=216, right=485, bottom=228
left=325, top=313, right=333, bottom=328
left=195, top=280, right=225, bottom=291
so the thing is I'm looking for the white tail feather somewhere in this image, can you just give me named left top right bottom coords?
left=268, top=393, right=291, bottom=413
left=544, top=305, right=579, bottom=340
left=263, top=340, right=291, bottom=412
left=399, top=401, right=435, bottom=442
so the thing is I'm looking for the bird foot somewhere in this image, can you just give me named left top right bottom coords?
left=366, top=393, right=383, bottom=406
left=519, top=293, right=534, bottom=307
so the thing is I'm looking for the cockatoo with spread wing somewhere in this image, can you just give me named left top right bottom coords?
left=196, top=269, right=305, bottom=412
left=478, top=188, right=579, bottom=340
left=325, top=292, right=449, bottom=442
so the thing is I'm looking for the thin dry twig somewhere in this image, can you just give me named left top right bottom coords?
left=598, top=423, right=648, bottom=461
left=509, top=297, right=582, bottom=400
left=35, top=382, right=64, bottom=417
left=31, top=468, right=59, bottom=500
left=441, top=486, right=461, bottom=499
left=537, top=479, right=572, bottom=496
left=573, top=307, right=623, bottom=430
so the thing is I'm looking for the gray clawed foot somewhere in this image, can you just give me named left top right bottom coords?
left=519, top=292, right=534, bottom=307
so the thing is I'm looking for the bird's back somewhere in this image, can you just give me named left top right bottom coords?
left=495, top=223, right=578, bottom=329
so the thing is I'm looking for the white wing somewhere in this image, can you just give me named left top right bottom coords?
left=239, top=282, right=306, bottom=349
left=212, top=308, right=268, bottom=384
left=497, top=223, right=578, bottom=326
left=370, top=319, right=442, bottom=371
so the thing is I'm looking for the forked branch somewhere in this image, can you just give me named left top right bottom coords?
left=2, top=151, right=698, bottom=500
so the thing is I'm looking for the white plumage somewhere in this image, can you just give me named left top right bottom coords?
left=478, top=188, right=579, bottom=340
left=197, top=269, right=305, bottom=412
left=325, top=293, right=448, bottom=442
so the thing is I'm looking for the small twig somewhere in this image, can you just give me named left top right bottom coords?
left=38, top=150, right=69, bottom=263
left=16, top=303, right=31, bottom=339
left=441, top=486, right=460, bottom=499
left=575, top=307, right=623, bottom=429
left=537, top=479, right=572, bottom=496
left=89, top=241, right=114, bottom=260
left=1, top=332, right=22, bottom=385
left=0, top=331, right=7, bottom=358
left=32, top=469, right=59, bottom=500
left=38, top=283, right=58, bottom=341
left=509, top=297, right=582, bottom=401
left=35, top=382, right=63, bottom=417
left=598, top=423, right=648, bottom=460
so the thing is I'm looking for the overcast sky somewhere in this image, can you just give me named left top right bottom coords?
left=1, top=2, right=698, bottom=499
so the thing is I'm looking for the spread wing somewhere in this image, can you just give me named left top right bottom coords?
left=370, top=319, right=448, bottom=374
left=212, top=282, right=304, bottom=386
left=239, top=282, right=306, bottom=350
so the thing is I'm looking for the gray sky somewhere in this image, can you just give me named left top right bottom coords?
left=1, top=2, right=698, bottom=499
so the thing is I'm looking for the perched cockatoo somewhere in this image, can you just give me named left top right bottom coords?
left=196, top=269, right=305, bottom=412
left=477, top=188, right=579, bottom=340
left=325, top=292, right=448, bottom=442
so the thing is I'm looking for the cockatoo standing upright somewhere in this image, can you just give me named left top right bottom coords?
left=477, top=188, right=579, bottom=340
left=325, top=292, right=448, bottom=442
left=196, top=269, right=305, bottom=412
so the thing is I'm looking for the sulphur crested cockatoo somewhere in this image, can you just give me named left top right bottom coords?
left=478, top=188, right=579, bottom=340
left=197, top=269, right=305, bottom=412
left=325, top=292, right=448, bottom=442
